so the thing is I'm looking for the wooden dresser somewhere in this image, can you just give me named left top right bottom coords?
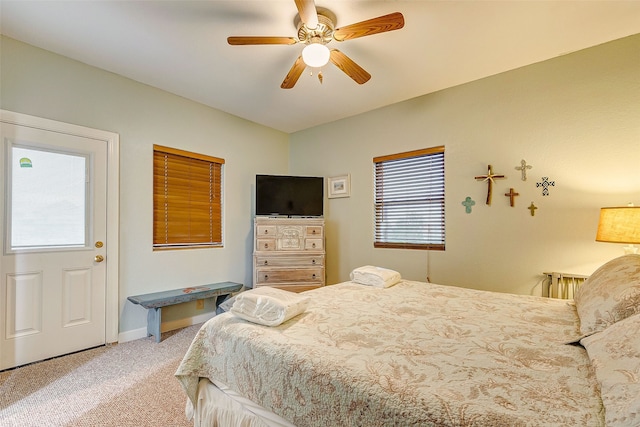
left=253, top=217, right=325, bottom=292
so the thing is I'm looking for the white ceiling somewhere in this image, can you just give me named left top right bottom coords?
left=2, top=1, right=639, bottom=134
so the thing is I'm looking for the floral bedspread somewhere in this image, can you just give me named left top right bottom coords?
left=176, top=281, right=604, bottom=426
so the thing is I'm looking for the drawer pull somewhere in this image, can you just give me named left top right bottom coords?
left=311, top=243, right=316, bottom=248
left=264, top=260, right=268, bottom=265
left=264, top=229, right=268, bottom=234
left=312, top=274, right=316, bottom=278
left=311, top=259, right=316, bottom=265
left=264, top=243, right=269, bottom=249
left=312, top=230, right=316, bottom=234
left=264, top=275, right=269, bottom=280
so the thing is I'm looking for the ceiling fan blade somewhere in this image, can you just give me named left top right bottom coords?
left=333, top=12, right=404, bottom=42
left=294, top=0, right=318, bottom=29
left=227, top=36, right=297, bottom=45
left=281, top=55, right=307, bottom=89
left=329, top=49, right=371, bottom=85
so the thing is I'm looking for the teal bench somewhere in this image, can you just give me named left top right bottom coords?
left=128, top=281, right=242, bottom=342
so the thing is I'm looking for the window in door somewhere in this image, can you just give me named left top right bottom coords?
left=373, top=146, right=445, bottom=250
left=8, top=144, right=89, bottom=251
left=153, top=145, right=225, bottom=250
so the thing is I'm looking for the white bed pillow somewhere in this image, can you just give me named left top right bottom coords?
left=230, top=287, right=309, bottom=326
left=350, top=265, right=401, bottom=288
left=574, top=254, right=640, bottom=337
left=580, top=313, right=640, bottom=427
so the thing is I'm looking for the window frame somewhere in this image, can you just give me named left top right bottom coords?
left=153, top=144, right=224, bottom=250
left=373, top=146, right=445, bottom=251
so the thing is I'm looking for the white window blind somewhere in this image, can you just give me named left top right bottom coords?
left=374, top=146, right=445, bottom=250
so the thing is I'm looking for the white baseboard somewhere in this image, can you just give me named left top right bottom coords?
left=117, top=312, right=216, bottom=343
left=117, top=327, right=147, bottom=344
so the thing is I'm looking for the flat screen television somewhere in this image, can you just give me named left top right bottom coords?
left=256, top=174, right=324, bottom=217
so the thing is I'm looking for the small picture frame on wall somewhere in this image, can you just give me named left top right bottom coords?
left=328, top=174, right=351, bottom=199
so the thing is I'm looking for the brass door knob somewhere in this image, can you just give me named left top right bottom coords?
left=95, top=255, right=105, bottom=263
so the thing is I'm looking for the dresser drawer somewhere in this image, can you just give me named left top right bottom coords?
left=256, top=225, right=277, bottom=237
left=305, top=226, right=323, bottom=237
left=256, top=255, right=324, bottom=267
left=255, top=267, right=324, bottom=284
left=255, top=283, right=322, bottom=293
left=256, top=238, right=276, bottom=251
left=305, top=238, right=323, bottom=250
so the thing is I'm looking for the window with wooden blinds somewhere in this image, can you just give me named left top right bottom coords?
left=153, top=145, right=224, bottom=249
left=373, top=146, right=445, bottom=250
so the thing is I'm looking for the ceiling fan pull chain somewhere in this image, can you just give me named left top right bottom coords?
left=318, top=71, right=323, bottom=84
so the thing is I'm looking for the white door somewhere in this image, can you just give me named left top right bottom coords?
left=0, top=118, right=109, bottom=370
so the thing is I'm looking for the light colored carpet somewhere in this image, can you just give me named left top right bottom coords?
left=0, top=324, right=201, bottom=427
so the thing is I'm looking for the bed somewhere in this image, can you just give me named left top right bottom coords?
left=176, top=256, right=640, bottom=426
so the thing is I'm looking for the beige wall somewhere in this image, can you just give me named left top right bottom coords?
left=1, top=36, right=290, bottom=334
left=2, top=34, right=639, bottom=338
left=290, top=34, right=640, bottom=295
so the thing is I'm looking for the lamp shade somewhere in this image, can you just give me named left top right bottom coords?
left=302, top=43, right=330, bottom=68
left=596, top=207, right=640, bottom=244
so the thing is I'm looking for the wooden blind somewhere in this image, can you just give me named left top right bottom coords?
left=153, top=145, right=224, bottom=249
left=373, top=146, right=445, bottom=250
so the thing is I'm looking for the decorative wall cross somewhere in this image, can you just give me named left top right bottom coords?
left=504, top=188, right=519, bottom=207
left=461, top=196, right=476, bottom=214
left=515, top=159, right=532, bottom=181
left=528, top=202, right=538, bottom=216
left=536, top=177, right=555, bottom=196
left=475, top=165, right=506, bottom=205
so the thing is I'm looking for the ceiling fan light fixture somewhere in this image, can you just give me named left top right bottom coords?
left=302, top=43, right=330, bottom=68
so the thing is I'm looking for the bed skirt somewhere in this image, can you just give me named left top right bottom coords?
left=187, top=378, right=296, bottom=427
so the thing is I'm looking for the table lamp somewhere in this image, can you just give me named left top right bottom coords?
left=595, top=206, right=640, bottom=254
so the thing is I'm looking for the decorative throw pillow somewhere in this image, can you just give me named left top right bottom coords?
left=580, top=313, right=640, bottom=427
left=574, top=254, right=640, bottom=337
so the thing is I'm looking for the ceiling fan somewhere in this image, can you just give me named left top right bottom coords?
left=227, top=0, right=404, bottom=89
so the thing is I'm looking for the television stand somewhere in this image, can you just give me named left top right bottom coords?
left=253, top=217, right=325, bottom=293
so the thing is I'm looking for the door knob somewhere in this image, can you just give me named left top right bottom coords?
left=95, top=255, right=105, bottom=263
